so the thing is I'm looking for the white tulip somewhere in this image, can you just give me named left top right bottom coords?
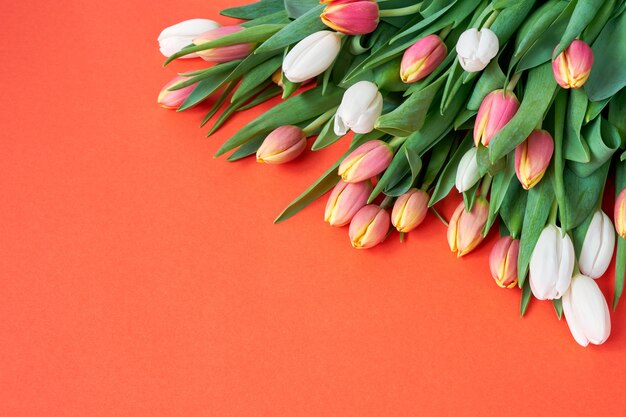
left=334, top=81, right=383, bottom=135
left=579, top=210, right=616, bottom=279
left=456, top=28, right=499, bottom=72
left=158, top=19, right=221, bottom=58
left=562, top=273, right=611, bottom=347
left=283, top=31, right=342, bottom=83
left=529, top=224, right=575, bottom=300
left=455, top=148, right=481, bottom=192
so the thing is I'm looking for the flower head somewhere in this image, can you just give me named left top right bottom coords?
left=334, top=81, right=384, bottom=135
left=400, top=35, right=447, bottom=83
left=456, top=28, right=499, bottom=72
left=515, top=129, right=554, bottom=190
left=193, top=26, right=254, bottom=63
left=349, top=205, right=390, bottom=249
left=447, top=197, right=489, bottom=257
left=552, top=40, right=594, bottom=89
left=321, top=0, right=379, bottom=35
left=337, top=140, right=393, bottom=183
left=489, top=236, right=520, bottom=288
left=256, top=126, right=307, bottom=164
left=474, top=89, right=519, bottom=147
left=391, top=189, right=429, bottom=233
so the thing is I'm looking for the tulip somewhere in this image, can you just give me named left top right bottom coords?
left=552, top=40, right=594, bottom=89
left=529, top=225, right=575, bottom=300
left=456, top=28, right=499, bottom=72
left=325, top=180, right=372, bottom=227
left=192, top=26, right=254, bottom=63
left=579, top=210, right=616, bottom=279
left=562, top=273, right=611, bottom=347
left=391, top=188, right=429, bottom=233
left=615, top=188, right=626, bottom=239
left=321, top=0, right=379, bottom=35
left=158, top=19, right=221, bottom=58
left=455, top=147, right=481, bottom=193
left=400, top=35, right=447, bottom=83
left=489, top=236, right=520, bottom=289
left=334, top=81, right=384, bottom=135
left=447, top=197, right=489, bottom=257
left=474, top=89, right=519, bottom=147
left=256, top=126, right=307, bottom=164
left=157, top=75, right=195, bottom=109
left=349, top=205, right=390, bottom=249
left=283, top=31, right=342, bottom=83
left=514, top=129, right=554, bottom=190
left=337, top=140, right=393, bottom=183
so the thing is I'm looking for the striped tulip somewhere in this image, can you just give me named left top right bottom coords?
left=563, top=273, right=611, bottom=347
left=338, top=140, right=393, bottom=183
left=256, top=126, right=307, bottom=164
left=515, top=129, right=554, bottom=190
left=615, top=188, right=626, bottom=239
left=552, top=40, right=594, bottom=89
left=283, top=31, right=342, bottom=83
left=579, top=210, right=615, bottom=279
left=447, top=197, right=489, bottom=257
left=391, top=188, right=429, bottom=233
left=529, top=225, right=574, bottom=300
left=321, top=0, right=379, bottom=35
left=400, top=35, right=447, bottom=83
left=193, top=26, right=254, bottom=63
left=474, top=89, right=519, bottom=147
left=158, top=19, right=221, bottom=58
left=349, top=205, right=390, bottom=249
left=157, top=75, right=195, bottom=109
left=489, top=236, right=520, bottom=289
left=324, top=180, right=372, bottom=227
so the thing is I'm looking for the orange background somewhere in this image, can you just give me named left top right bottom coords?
left=2, top=0, right=626, bottom=415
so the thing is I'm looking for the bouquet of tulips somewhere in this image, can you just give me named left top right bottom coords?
left=156, top=0, right=626, bottom=346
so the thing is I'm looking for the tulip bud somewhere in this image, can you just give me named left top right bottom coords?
left=447, top=197, right=489, bottom=257
left=552, top=40, right=594, bottom=89
left=579, top=210, right=616, bottom=279
left=321, top=0, right=379, bottom=35
left=515, top=129, right=554, bottom=190
left=562, top=273, right=611, bottom=347
left=455, top=147, right=481, bottom=193
left=334, top=81, right=384, bottom=135
left=157, top=75, right=195, bottom=109
left=283, top=31, right=342, bottom=83
left=615, top=188, right=626, bottom=239
left=349, top=205, right=390, bottom=249
left=337, top=140, right=393, bottom=183
left=391, top=188, right=429, bottom=233
left=256, top=126, right=307, bottom=164
left=529, top=225, right=575, bottom=300
left=456, top=28, right=499, bottom=72
left=325, top=180, right=372, bottom=227
left=474, top=89, right=519, bottom=147
left=400, top=35, right=447, bottom=83
left=192, top=26, right=254, bottom=63
left=489, top=236, right=520, bottom=288
left=158, top=19, right=221, bottom=58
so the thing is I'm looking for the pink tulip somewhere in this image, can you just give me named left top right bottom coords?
left=192, top=26, right=254, bottom=63
left=256, top=126, right=307, bottom=164
left=157, top=75, right=195, bottom=109
left=391, top=188, right=429, bottom=233
left=515, top=129, right=554, bottom=190
left=400, top=35, right=447, bottom=83
left=338, top=140, right=393, bottom=183
left=447, top=197, right=489, bottom=257
left=615, top=188, right=626, bottom=239
left=349, top=205, right=390, bottom=249
left=321, top=0, right=379, bottom=35
left=324, top=180, right=372, bottom=226
left=552, top=40, right=594, bottom=89
left=489, top=236, right=520, bottom=288
left=474, top=89, right=519, bottom=147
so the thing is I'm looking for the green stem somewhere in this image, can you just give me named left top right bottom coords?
left=431, top=207, right=449, bottom=227
left=548, top=199, right=559, bottom=225
left=480, top=175, right=493, bottom=198
left=302, top=106, right=338, bottom=136
left=482, top=9, right=500, bottom=29
left=379, top=2, right=423, bottom=17
left=506, top=72, right=522, bottom=91
left=380, top=195, right=394, bottom=209
left=388, top=136, right=408, bottom=149
left=399, top=232, right=405, bottom=243
left=439, top=25, right=453, bottom=41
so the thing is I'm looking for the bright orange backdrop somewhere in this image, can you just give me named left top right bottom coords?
left=1, top=0, right=626, bottom=415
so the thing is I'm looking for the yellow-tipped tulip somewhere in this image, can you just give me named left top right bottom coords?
left=447, top=197, right=489, bottom=257
left=157, top=75, right=195, bottom=109
left=515, top=129, right=554, bottom=190
left=489, top=236, right=520, bottom=288
left=337, top=140, right=393, bottom=183
left=324, top=180, right=372, bottom=227
left=474, top=89, right=520, bottom=147
left=391, top=188, right=429, bottom=233
left=615, top=188, right=626, bottom=239
left=349, top=205, right=390, bottom=249
left=256, top=126, right=307, bottom=164
left=400, top=35, right=447, bottom=83
left=552, top=40, right=594, bottom=89
left=321, top=0, right=379, bottom=35
left=193, top=25, right=254, bottom=63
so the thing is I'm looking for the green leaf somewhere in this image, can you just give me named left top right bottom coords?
left=569, top=118, right=621, bottom=177
left=254, top=5, right=326, bottom=54
left=421, top=139, right=454, bottom=189
left=571, top=209, right=596, bottom=258
left=231, top=55, right=283, bottom=102
left=584, top=97, right=610, bottom=124
left=241, top=10, right=291, bottom=27
left=554, top=0, right=604, bottom=57
left=520, top=279, right=532, bottom=316
left=489, top=62, right=557, bottom=162
left=560, top=162, right=610, bottom=231
left=215, top=85, right=344, bottom=156
left=518, top=171, right=554, bottom=286
left=463, top=182, right=479, bottom=212
left=499, top=178, right=527, bottom=239
left=221, top=0, right=284, bottom=19
left=466, top=60, right=506, bottom=111
left=490, top=0, right=537, bottom=45
left=177, top=61, right=241, bottom=111
left=585, top=8, right=626, bottom=101
left=484, top=153, right=516, bottom=236
left=429, top=134, right=473, bottom=206
left=564, top=88, right=591, bottom=162
left=200, top=81, right=238, bottom=127
left=384, top=148, right=423, bottom=197
left=227, top=135, right=265, bottom=162
left=237, top=85, right=282, bottom=111
left=609, top=88, right=626, bottom=141
left=311, top=117, right=343, bottom=150
left=582, top=0, right=619, bottom=44
left=284, top=0, right=319, bottom=19
left=552, top=298, right=563, bottom=319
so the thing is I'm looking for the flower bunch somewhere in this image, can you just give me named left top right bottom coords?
left=157, top=0, right=626, bottom=346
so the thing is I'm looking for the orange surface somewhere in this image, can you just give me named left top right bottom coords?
left=2, top=1, right=626, bottom=416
